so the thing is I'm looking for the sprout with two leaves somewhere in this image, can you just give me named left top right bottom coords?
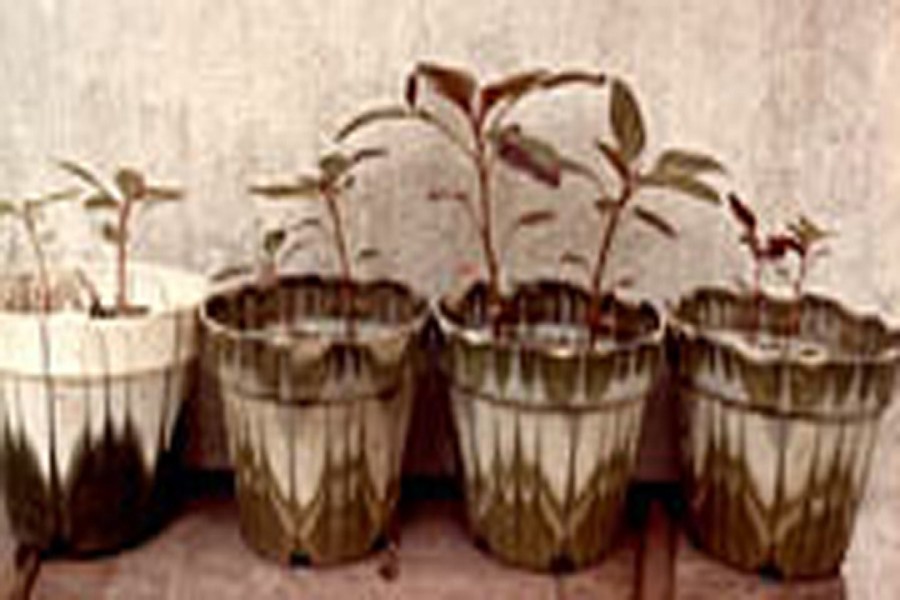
left=336, top=62, right=608, bottom=325
left=58, top=161, right=183, bottom=316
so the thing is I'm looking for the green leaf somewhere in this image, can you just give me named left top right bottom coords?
left=318, top=148, right=387, bottom=185
left=335, top=106, right=413, bottom=142
left=610, top=79, right=645, bottom=162
left=640, top=172, right=720, bottom=205
left=84, top=193, right=119, bottom=211
left=415, top=62, right=478, bottom=117
left=114, top=168, right=146, bottom=200
left=250, top=176, right=322, bottom=200
left=142, top=186, right=183, bottom=202
left=595, top=140, right=630, bottom=183
left=652, top=149, right=725, bottom=177
left=560, top=251, right=591, bottom=271
left=101, top=221, right=121, bottom=244
left=614, top=275, right=636, bottom=289
left=492, top=124, right=563, bottom=187
left=479, top=69, right=550, bottom=121
left=428, top=188, right=470, bottom=204
left=513, top=209, right=557, bottom=229
left=540, top=70, right=606, bottom=90
left=788, top=215, right=832, bottom=247
left=210, top=264, right=253, bottom=282
left=356, top=247, right=381, bottom=262
left=558, top=156, right=604, bottom=190
left=263, top=228, right=287, bottom=256
left=288, top=216, right=328, bottom=239
left=632, top=206, right=677, bottom=238
left=727, top=193, right=757, bottom=231
left=57, top=160, right=111, bottom=196
left=35, top=188, right=81, bottom=206
left=0, top=200, right=16, bottom=216
left=318, top=152, right=353, bottom=183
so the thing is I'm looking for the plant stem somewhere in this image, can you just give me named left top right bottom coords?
left=323, top=187, right=355, bottom=331
left=116, top=197, right=132, bottom=312
left=22, top=208, right=51, bottom=312
left=588, top=177, right=634, bottom=330
left=751, top=258, right=762, bottom=341
left=790, top=254, right=808, bottom=338
left=475, top=151, right=501, bottom=309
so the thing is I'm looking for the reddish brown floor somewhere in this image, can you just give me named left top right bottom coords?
left=0, top=482, right=869, bottom=600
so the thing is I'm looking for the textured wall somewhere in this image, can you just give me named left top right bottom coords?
left=2, top=0, right=899, bottom=587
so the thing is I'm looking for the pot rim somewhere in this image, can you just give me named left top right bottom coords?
left=0, top=260, right=207, bottom=329
left=669, top=285, right=900, bottom=367
left=435, top=279, right=665, bottom=358
left=200, top=272, right=428, bottom=347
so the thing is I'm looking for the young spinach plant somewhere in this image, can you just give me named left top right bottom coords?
left=727, top=192, right=832, bottom=336
left=559, top=78, right=726, bottom=335
left=58, top=161, right=183, bottom=316
left=248, top=147, right=387, bottom=316
left=336, top=63, right=606, bottom=323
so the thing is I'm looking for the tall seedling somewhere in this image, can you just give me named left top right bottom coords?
left=249, top=147, right=387, bottom=322
left=58, top=161, right=183, bottom=316
left=337, top=63, right=606, bottom=323
left=557, top=78, right=725, bottom=335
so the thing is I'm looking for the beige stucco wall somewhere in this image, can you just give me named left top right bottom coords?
left=2, top=1, right=899, bottom=590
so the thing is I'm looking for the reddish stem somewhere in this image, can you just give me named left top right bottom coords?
left=323, top=187, right=356, bottom=330
left=116, top=197, right=133, bottom=312
left=588, top=176, right=634, bottom=333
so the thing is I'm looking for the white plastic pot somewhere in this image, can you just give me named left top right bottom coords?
left=0, top=262, right=206, bottom=553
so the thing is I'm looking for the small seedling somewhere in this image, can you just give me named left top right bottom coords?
left=337, top=63, right=607, bottom=324
left=249, top=146, right=387, bottom=318
left=58, top=161, right=183, bottom=316
left=557, top=78, right=725, bottom=336
left=0, top=188, right=79, bottom=311
left=727, top=192, right=832, bottom=336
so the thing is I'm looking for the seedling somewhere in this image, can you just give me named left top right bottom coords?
left=337, top=63, right=607, bottom=324
left=727, top=192, right=832, bottom=336
left=58, top=161, right=183, bottom=316
left=248, top=146, right=387, bottom=318
left=557, top=78, right=725, bottom=336
left=0, top=188, right=79, bottom=311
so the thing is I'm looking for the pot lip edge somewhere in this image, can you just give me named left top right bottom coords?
left=199, top=273, right=428, bottom=347
left=433, top=289, right=665, bottom=358
left=668, top=285, right=900, bottom=367
left=0, top=260, right=207, bottom=328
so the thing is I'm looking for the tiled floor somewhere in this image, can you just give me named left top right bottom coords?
left=7, top=483, right=636, bottom=600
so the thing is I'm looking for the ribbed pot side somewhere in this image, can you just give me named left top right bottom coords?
left=438, top=281, right=663, bottom=571
left=201, top=275, right=425, bottom=565
left=0, top=263, right=205, bottom=554
left=670, top=287, right=899, bottom=579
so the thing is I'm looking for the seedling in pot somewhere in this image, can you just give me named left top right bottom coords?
left=248, top=146, right=388, bottom=327
left=58, top=161, right=183, bottom=317
left=727, top=192, right=832, bottom=339
left=336, top=62, right=607, bottom=326
left=558, top=78, right=726, bottom=337
left=0, top=188, right=80, bottom=311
